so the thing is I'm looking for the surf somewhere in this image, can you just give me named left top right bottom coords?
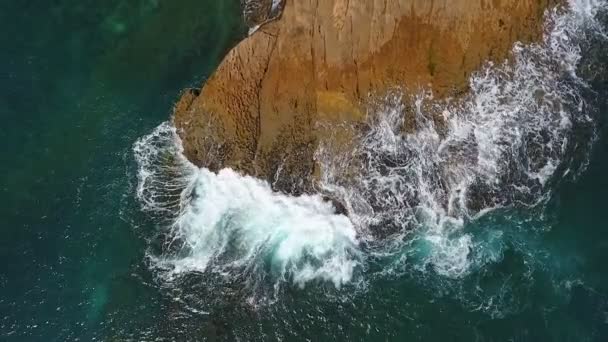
left=134, top=123, right=361, bottom=293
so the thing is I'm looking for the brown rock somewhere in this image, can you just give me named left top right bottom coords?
left=174, top=0, right=559, bottom=194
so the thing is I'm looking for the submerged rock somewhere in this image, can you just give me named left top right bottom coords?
left=174, top=0, right=559, bottom=195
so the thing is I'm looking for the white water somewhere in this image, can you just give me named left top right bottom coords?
left=161, top=167, right=359, bottom=288
left=134, top=123, right=360, bottom=290
left=134, top=0, right=606, bottom=292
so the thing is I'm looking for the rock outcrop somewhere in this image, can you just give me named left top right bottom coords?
left=174, top=0, right=558, bottom=195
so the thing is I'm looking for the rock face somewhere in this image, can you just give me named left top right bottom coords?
left=174, top=0, right=558, bottom=194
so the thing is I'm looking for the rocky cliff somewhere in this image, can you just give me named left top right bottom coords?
left=174, top=0, right=558, bottom=195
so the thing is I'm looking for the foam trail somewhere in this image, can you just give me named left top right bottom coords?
left=160, top=168, right=359, bottom=289
left=134, top=123, right=361, bottom=291
left=133, top=122, right=197, bottom=218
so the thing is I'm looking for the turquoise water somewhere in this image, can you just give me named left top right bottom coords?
left=2, top=1, right=608, bottom=341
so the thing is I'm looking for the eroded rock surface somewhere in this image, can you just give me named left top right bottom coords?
left=174, top=0, right=558, bottom=194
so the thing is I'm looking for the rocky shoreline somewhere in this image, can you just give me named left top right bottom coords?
left=173, top=0, right=559, bottom=195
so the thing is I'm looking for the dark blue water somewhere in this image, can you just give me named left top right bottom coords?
left=1, top=1, right=608, bottom=341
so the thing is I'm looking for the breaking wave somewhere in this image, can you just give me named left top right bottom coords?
left=134, top=0, right=606, bottom=301
left=134, top=123, right=361, bottom=292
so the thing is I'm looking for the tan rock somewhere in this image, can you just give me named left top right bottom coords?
left=174, top=0, right=559, bottom=194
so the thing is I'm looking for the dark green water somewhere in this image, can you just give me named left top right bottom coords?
left=1, top=1, right=245, bottom=340
left=1, top=1, right=608, bottom=341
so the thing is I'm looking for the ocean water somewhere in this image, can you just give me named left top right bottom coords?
left=2, top=0, right=608, bottom=341
left=0, top=1, right=245, bottom=340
